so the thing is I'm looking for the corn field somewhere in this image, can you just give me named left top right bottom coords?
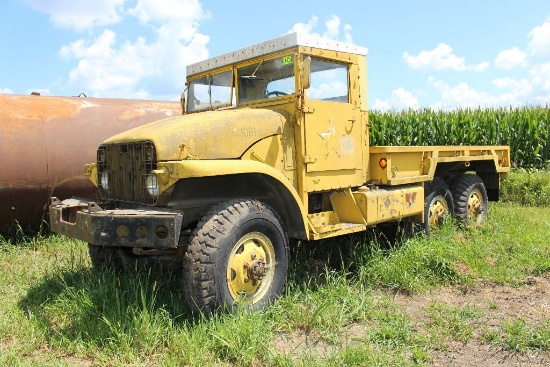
left=369, top=105, right=550, bottom=169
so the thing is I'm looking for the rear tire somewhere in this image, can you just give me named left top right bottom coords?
left=424, top=177, right=454, bottom=235
left=183, top=199, right=289, bottom=315
left=451, top=174, right=488, bottom=227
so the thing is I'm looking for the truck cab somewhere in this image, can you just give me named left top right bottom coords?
left=50, top=33, right=510, bottom=315
left=181, top=32, right=370, bottom=231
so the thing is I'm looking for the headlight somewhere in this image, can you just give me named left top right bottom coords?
left=146, top=174, right=159, bottom=198
left=100, top=172, right=109, bottom=191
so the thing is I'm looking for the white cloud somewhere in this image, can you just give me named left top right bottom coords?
left=494, top=47, right=526, bottom=69
left=128, top=0, right=208, bottom=41
left=372, top=99, right=390, bottom=111
left=523, top=19, right=550, bottom=103
left=527, top=19, right=550, bottom=59
left=61, top=30, right=151, bottom=96
left=492, top=77, right=532, bottom=97
left=471, top=61, right=490, bottom=72
left=57, top=0, right=209, bottom=99
left=1, top=87, right=13, bottom=94
left=371, top=87, right=419, bottom=111
left=391, top=88, right=419, bottom=109
left=21, top=0, right=126, bottom=32
left=61, top=29, right=209, bottom=99
left=128, top=0, right=206, bottom=24
left=529, top=62, right=550, bottom=93
left=60, top=29, right=117, bottom=59
left=404, top=43, right=489, bottom=72
left=289, top=15, right=354, bottom=43
left=428, top=77, right=522, bottom=109
left=290, top=16, right=319, bottom=35
left=344, top=24, right=353, bottom=44
left=429, top=78, right=492, bottom=109
left=324, top=15, right=340, bottom=40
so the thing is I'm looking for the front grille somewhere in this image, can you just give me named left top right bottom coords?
left=97, top=141, right=157, bottom=204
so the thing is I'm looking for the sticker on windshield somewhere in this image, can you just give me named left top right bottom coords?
left=281, top=55, right=293, bottom=66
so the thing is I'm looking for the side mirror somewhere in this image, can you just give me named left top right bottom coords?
left=180, top=91, right=186, bottom=115
left=301, top=56, right=311, bottom=90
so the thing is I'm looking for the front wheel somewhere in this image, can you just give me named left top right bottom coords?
left=183, top=200, right=289, bottom=315
left=451, top=174, right=488, bottom=227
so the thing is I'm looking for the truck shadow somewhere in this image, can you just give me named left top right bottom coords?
left=18, top=224, right=413, bottom=344
left=288, top=224, right=416, bottom=290
left=18, top=264, right=197, bottom=344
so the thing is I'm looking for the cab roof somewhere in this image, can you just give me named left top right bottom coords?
left=186, top=32, right=368, bottom=77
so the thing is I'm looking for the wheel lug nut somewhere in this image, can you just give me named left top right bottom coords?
left=251, top=253, right=256, bottom=260
left=243, top=262, right=249, bottom=269
left=244, top=277, right=249, bottom=283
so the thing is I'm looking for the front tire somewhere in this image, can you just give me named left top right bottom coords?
left=183, top=199, right=289, bottom=315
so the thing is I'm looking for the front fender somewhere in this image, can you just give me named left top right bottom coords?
left=159, top=160, right=308, bottom=239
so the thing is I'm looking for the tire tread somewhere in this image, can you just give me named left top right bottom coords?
left=451, top=174, right=488, bottom=225
left=182, top=199, right=287, bottom=315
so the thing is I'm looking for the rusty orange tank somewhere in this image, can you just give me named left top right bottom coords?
left=0, top=93, right=181, bottom=235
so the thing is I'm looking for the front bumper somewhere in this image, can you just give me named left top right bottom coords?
left=49, top=197, right=183, bottom=248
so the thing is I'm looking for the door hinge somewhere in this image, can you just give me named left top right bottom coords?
left=300, top=106, right=315, bottom=113
left=303, top=155, right=317, bottom=164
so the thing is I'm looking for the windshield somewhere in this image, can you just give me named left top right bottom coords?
left=187, top=70, right=233, bottom=112
left=237, top=55, right=295, bottom=103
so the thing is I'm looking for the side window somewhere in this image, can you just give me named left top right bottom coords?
left=210, top=71, right=233, bottom=107
left=307, top=58, right=349, bottom=103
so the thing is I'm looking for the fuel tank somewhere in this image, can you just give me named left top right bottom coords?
left=0, top=93, right=181, bottom=235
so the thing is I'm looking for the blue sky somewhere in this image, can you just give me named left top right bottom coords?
left=1, top=0, right=550, bottom=110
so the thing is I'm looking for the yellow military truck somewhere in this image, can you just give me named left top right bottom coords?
left=50, top=33, right=510, bottom=314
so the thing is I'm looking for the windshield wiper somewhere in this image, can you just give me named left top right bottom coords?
left=240, top=60, right=264, bottom=80
left=240, top=75, right=264, bottom=80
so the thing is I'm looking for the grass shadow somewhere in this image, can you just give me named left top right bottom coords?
left=18, top=262, right=198, bottom=349
left=16, top=221, right=427, bottom=350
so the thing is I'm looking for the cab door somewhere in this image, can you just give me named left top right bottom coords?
left=303, top=57, right=363, bottom=190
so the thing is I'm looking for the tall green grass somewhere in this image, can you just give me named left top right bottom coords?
left=370, top=105, right=550, bottom=169
left=500, top=169, right=550, bottom=207
left=2, top=203, right=550, bottom=365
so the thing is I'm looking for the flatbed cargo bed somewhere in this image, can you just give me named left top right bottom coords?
left=369, top=145, right=510, bottom=185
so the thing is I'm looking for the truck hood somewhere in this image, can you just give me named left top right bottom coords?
left=103, top=108, right=285, bottom=160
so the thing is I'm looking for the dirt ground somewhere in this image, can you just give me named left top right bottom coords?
left=396, top=276, right=550, bottom=366
left=275, top=275, right=550, bottom=366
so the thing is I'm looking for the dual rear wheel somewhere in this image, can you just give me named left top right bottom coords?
left=424, top=174, right=489, bottom=233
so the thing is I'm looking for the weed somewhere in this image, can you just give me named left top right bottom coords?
left=426, top=303, right=483, bottom=343
left=500, top=169, right=550, bottom=207
left=500, top=319, right=550, bottom=352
